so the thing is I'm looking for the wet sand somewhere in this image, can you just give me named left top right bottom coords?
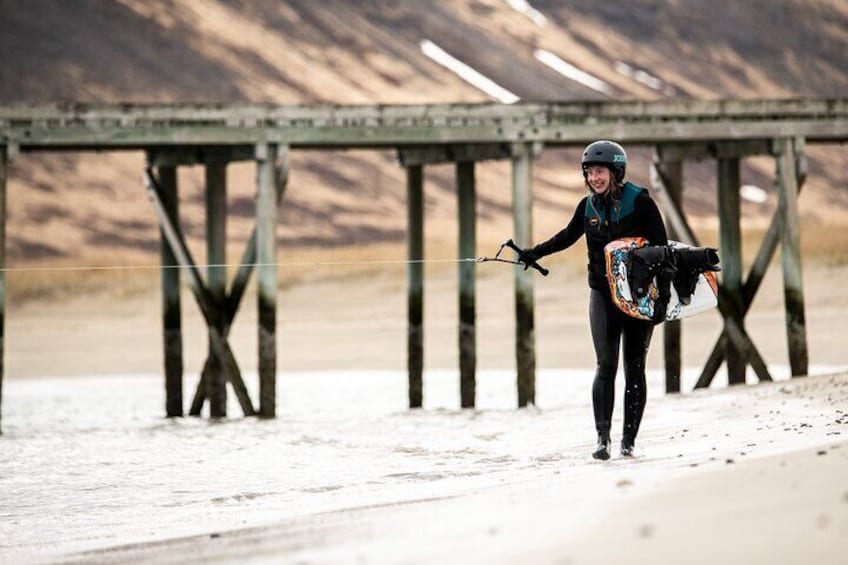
left=54, top=372, right=848, bottom=565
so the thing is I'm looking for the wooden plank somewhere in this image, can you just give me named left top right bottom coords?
left=8, top=118, right=847, bottom=149
left=457, top=161, right=476, bottom=408
left=205, top=163, right=228, bottom=418
left=0, top=149, right=6, bottom=434
left=155, top=163, right=183, bottom=418
left=775, top=138, right=809, bottom=377
left=655, top=140, right=772, bottom=162
left=145, top=168, right=256, bottom=417
left=511, top=143, right=536, bottom=407
left=3, top=99, right=845, bottom=128
left=4, top=98, right=847, bottom=149
left=717, top=157, right=746, bottom=385
left=658, top=157, right=683, bottom=394
left=148, top=146, right=256, bottom=167
left=256, top=143, right=279, bottom=418
left=397, top=144, right=510, bottom=166
left=407, top=164, right=424, bottom=409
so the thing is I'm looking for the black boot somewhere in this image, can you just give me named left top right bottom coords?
left=592, top=434, right=611, bottom=460
left=620, top=436, right=635, bottom=457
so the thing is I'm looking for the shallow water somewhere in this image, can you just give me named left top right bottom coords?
left=0, top=365, right=842, bottom=562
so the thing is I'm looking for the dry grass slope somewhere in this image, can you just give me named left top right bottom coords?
left=0, top=0, right=846, bottom=276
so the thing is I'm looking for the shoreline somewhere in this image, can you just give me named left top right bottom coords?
left=48, top=372, right=848, bottom=565
left=2, top=372, right=845, bottom=563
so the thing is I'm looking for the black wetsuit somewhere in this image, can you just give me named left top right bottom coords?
left=532, top=182, right=668, bottom=441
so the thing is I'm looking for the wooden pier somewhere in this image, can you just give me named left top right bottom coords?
left=0, top=98, right=846, bottom=427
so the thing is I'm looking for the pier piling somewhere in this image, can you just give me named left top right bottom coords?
left=156, top=164, right=183, bottom=418
left=457, top=161, right=477, bottom=408
left=406, top=164, right=424, bottom=409
left=511, top=143, right=537, bottom=407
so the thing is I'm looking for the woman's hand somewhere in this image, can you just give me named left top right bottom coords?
left=517, top=248, right=540, bottom=271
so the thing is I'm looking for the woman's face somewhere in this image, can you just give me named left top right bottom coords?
left=586, top=165, right=612, bottom=194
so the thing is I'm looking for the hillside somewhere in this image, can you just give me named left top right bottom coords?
left=1, top=0, right=847, bottom=267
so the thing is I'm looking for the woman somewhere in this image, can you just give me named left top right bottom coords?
left=519, top=140, right=668, bottom=460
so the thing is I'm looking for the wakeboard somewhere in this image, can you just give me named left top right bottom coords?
left=604, top=237, right=719, bottom=322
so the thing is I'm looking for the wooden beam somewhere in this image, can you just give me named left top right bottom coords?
left=775, top=137, right=809, bottom=377
left=698, top=140, right=808, bottom=385
left=5, top=99, right=847, bottom=150
left=256, top=143, right=279, bottom=418
left=511, top=142, right=536, bottom=408
left=145, top=168, right=256, bottom=417
left=190, top=155, right=289, bottom=415
left=457, top=161, right=476, bottom=408
left=694, top=293, right=774, bottom=389
left=724, top=315, right=771, bottom=382
left=5, top=99, right=848, bottom=150
left=718, top=291, right=772, bottom=383
left=397, top=144, right=510, bottom=166
left=655, top=140, right=772, bottom=162
left=226, top=154, right=288, bottom=321
left=8, top=120, right=847, bottom=149
left=205, top=163, right=228, bottom=418
left=4, top=98, right=846, bottom=128
left=717, top=157, right=746, bottom=385
left=155, top=163, right=183, bottom=418
left=695, top=334, right=728, bottom=389
left=407, top=164, right=424, bottom=409
left=147, top=146, right=256, bottom=167
left=190, top=229, right=252, bottom=417
left=657, top=156, right=684, bottom=394
left=653, top=150, right=767, bottom=391
left=0, top=149, right=6, bottom=434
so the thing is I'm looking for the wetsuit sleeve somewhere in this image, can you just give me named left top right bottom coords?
left=636, top=192, right=668, bottom=246
left=532, top=198, right=587, bottom=258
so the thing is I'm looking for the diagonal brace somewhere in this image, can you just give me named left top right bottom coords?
left=696, top=147, right=806, bottom=387
left=652, top=151, right=772, bottom=388
left=188, top=234, right=256, bottom=415
left=145, top=168, right=256, bottom=417
left=188, top=158, right=288, bottom=414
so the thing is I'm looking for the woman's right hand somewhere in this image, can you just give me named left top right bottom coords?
left=517, top=248, right=540, bottom=271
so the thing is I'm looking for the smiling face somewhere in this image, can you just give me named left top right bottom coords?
left=585, top=165, right=612, bottom=195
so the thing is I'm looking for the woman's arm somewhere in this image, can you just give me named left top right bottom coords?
left=532, top=197, right=587, bottom=257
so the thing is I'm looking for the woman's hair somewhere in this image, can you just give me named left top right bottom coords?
left=586, top=166, right=624, bottom=205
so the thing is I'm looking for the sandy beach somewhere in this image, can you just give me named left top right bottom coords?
left=1, top=248, right=846, bottom=564
left=34, top=371, right=848, bottom=565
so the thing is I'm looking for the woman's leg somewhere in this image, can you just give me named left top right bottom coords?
left=621, top=318, right=653, bottom=444
left=589, top=289, right=623, bottom=438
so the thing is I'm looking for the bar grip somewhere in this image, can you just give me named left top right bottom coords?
left=504, top=239, right=549, bottom=276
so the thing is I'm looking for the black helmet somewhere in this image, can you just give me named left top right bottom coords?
left=581, top=140, right=627, bottom=183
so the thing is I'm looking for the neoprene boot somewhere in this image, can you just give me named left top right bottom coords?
left=592, top=433, right=611, bottom=460
left=620, top=436, right=635, bottom=457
